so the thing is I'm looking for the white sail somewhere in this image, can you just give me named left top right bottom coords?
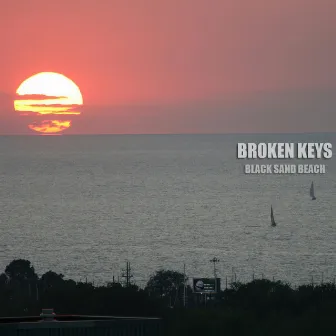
left=310, top=182, right=316, bottom=200
left=271, top=206, right=276, bottom=226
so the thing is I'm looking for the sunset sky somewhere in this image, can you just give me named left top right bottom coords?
left=0, top=0, right=335, bottom=134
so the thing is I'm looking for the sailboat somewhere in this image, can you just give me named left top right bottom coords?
left=271, top=205, right=276, bottom=227
left=310, top=182, right=316, bottom=200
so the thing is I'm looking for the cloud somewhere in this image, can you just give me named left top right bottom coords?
left=69, top=89, right=336, bottom=134
left=28, top=120, right=71, bottom=133
left=1, top=89, right=336, bottom=134
left=12, top=101, right=82, bottom=116
left=17, top=110, right=81, bottom=116
left=1, top=92, right=70, bottom=110
left=14, top=94, right=68, bottom=100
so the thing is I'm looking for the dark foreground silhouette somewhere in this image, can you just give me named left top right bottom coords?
left=0, top=259, right=335, bottom=335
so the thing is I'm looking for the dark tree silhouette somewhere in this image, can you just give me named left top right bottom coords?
left=40, top=271, right=65, bottom=289
left=5, top=259, right=38, bottom=283
left=0, top=260, right=335, bottom=335
left=0, top=273, right=8, bottom=286
left=146, top=269, right=185, bottom=297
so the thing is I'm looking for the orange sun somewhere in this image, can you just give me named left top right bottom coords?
left=14, top=72, right=83, bottom=134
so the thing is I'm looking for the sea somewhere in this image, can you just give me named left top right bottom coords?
left=0, top=133, right=335, bottom=288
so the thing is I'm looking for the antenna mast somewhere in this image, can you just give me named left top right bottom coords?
left=121, top=261, right=133, bottom=287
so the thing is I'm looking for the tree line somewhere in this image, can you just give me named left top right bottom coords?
left=0, top=259, right=335, bottom=335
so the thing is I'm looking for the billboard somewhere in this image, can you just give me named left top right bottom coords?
left=192, top=278, right=221, bottom=293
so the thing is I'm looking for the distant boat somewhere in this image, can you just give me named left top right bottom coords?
left=271, top=206, right=276, bottom=227
left=310, top=182, right=316, bottom=200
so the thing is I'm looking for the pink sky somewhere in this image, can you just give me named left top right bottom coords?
left=0, top=0, right=335, bottom=134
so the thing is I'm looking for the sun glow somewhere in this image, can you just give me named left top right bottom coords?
left=14, top=72, right=83, bottom=134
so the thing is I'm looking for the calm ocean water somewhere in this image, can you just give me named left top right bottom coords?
left=0, top=134, right=335, bottom=287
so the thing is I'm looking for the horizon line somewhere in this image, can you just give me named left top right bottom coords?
left=0, top=131, right=335, bottom=136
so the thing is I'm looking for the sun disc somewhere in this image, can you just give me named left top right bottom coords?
left=14, top=72, right=83, bottom=134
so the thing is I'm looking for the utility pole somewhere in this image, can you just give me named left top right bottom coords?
left=210, top=257, right=220, bottom=294
left=121, top=261, right=133, bottom=287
